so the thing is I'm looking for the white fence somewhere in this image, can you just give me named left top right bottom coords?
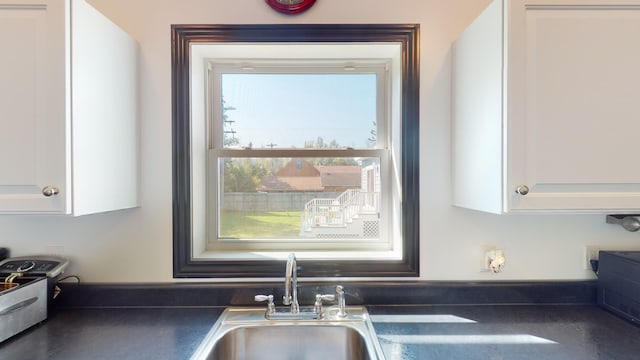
left=222, top=192, right=341, bottom=212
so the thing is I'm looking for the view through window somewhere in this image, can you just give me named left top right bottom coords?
left=211, top=70, right=387, bottom=250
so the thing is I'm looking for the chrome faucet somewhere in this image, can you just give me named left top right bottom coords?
left=255, top=254, right=346, bottom=320
left=282, top=253, right=299, bottom=314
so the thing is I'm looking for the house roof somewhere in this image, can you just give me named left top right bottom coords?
left=276, top=159, right=319, bottom=177
left=257, top=161, right=361, bottom=192
left=257, top=174, right=324, bottom=192
left=318, top=166, right=361, bottom=187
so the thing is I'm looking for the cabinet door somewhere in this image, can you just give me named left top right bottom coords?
left=507, top=1, right=640, bottom=211
left=0, top=1, right=69, bottom=213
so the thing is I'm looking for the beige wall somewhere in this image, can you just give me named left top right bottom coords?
left=1, top=0, right=638, bottom=282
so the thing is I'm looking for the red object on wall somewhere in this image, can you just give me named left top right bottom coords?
left=265, top=0, right=316, bottom=15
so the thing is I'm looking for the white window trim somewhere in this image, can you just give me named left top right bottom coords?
left=189, top=43, right=403, bottom=261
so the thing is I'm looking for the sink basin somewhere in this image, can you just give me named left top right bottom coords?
left=190, top=306, right=385, bottom=360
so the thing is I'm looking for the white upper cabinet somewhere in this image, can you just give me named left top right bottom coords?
left=0, top=0, right=138, bottom=215
left=453, top=0, right=640, bottom=213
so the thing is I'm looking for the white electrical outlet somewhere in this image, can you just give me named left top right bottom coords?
left=480, top=245, right=495, bottom=272
left=481, top=246, right=505, bottom=273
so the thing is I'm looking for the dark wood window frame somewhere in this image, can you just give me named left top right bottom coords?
left=172, top=24, right=420, bottom=278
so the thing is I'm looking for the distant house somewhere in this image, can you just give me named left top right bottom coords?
left=257, top=159, right=361, bottom=193
left=318, top=165, right=361, bottom=192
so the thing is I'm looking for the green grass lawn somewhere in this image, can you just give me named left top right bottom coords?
left=220, top=210, right=302, bottom=238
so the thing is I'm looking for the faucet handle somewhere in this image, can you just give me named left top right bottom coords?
left=314, top=293, right=336, bottom=315
left=315, top=293, right=335, bottom=303
left=254, top=294, right=276, bottom=314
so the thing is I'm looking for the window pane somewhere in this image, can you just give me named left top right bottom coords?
left=219, top=157, right=381, bottom=240
left=221, top=74, right=377, bottom=149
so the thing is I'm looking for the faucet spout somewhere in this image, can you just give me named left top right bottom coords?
left=283, top=253, right=299, bottom=314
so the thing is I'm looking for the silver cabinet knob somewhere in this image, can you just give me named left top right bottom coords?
left=42, top=186, right=60, bottom=197
left=514, top=185, right=529, bottom=196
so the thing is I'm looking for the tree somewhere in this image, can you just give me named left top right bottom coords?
left=219, top=99, right=270, bottom=191
left=223, top=159, right=268, bottom=192
left=222, top=98, right=239, bottom=147
left=304, top=137, right=340, bottom=149
left=367, top=121, right=377, bottom=147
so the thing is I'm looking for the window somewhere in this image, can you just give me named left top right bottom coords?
left=172, top=25, right=420, bottom=278
left=204, top=52, right=392, bottom=255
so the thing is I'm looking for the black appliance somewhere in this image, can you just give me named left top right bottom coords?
left=597, top=251, right=640, bottom=326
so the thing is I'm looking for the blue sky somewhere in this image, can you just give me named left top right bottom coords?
left=221, top=73, right=377, bottom=148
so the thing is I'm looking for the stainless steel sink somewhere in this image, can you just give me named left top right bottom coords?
left=190, top=306, right=386, bottom=360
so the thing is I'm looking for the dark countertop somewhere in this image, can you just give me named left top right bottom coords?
left=0, top=307, right=222, bottom=360
left=1, top=305, right=639, bottom=360
left=368, top=305, right=640, bottom=360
